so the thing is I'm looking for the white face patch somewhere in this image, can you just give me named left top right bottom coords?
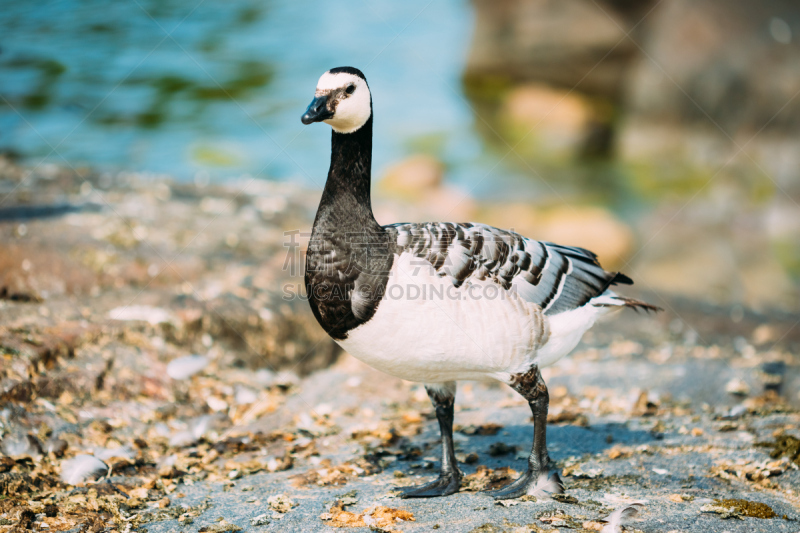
left=315, top=72, right=372, bottom=134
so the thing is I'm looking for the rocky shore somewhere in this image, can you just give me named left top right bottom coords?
left=1, top=159, right=799, bottom=532
left=465, top=0, right=800, bottom=168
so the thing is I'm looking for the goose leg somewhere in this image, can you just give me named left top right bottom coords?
left=487, top=366, right=564, bottom=500
left=400, top=382, right=461, bottom=498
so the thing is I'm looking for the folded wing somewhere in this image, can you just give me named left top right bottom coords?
left=384, top=222, right=632, bottom=316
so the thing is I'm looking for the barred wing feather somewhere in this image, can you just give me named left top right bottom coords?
left=384, top=222, right=631, bottom=316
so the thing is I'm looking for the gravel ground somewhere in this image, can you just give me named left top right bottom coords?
left=138, top=349, right=800, bottom=533
left=1, top=159, right=799, bottom=532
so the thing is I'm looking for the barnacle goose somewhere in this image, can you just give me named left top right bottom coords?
left=301, top=67, right=659, bottom=499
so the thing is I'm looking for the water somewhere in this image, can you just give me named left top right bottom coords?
left=1, top=0, right=514, bottom=194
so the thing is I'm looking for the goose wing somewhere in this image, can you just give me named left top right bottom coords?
left=383, top=222, right=631, bottom=316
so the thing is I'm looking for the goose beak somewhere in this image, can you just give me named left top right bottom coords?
left=301, top=95, right=333, bottom=124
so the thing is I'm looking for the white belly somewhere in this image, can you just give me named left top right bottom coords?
left=338, top=253, right=618, bottom=383
left=336, top=254, right=553, bottom=382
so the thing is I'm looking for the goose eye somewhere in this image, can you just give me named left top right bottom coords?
left=345, top=84, right=355, bottom=95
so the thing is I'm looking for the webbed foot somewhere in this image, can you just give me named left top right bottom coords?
left=399, top=471, right=461, bottom=498
left=486, top=469, right=563, bottom=500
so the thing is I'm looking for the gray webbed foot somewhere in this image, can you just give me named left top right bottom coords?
left=400, top=470, right=461, bottom=498
left=486, top=469, right=563, bottom=500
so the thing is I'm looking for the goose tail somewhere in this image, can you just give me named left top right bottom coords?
left=590, top=292, right=662, bottom=313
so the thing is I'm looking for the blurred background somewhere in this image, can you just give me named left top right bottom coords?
left=2, top=0, right=798, bottom=311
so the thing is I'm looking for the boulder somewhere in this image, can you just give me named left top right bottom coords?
left=465, top=0, right=647, bottom=99
left=623, top=0, right=800, bottom=138
left=379, top=155, right=445, bottom=199
left=537, top=205, right=634, bottom=269
left=466, top=0, right=800, bottom=173
left=618, top=0, right=800, bottom=172
left=477, top=203, right=633, bottom=268
left=501, top=84, right=597, bottom=159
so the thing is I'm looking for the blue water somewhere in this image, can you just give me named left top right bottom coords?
left=1, top=0, right=525, bottom=195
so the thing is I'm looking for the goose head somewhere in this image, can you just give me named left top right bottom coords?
left=301, top=67, right=371, bottom=134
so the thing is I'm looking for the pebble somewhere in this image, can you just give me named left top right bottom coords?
left=167, top=355, right=210, bottom=380
left=109, top=305, right=173, bottom=325
left=267, top=494, right=296, bottom=513
left=723, top=404, right=748, bottom=420
left=488, top=442, right=516, bottom=456
left=725, top=378, right=750, bottom=396
left=250, top=514, right=270, bottom=526
left=45, top=438, right=68, bottom=457
left=169, top=431, right=198, bottom=448
left=0, top=433, right=43, bottom=458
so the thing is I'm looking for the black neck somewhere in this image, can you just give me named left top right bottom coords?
left=314, top=115, right=380, bottom=233
left=305, top=111, right=394, bottom=340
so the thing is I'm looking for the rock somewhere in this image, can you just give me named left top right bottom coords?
left=701, top=498, right=776, bottom=519
left=234, top=386, right=258, bottom=405
left=625, top=1, right=800, bottom=137
left=267, top=494, right=296, bottom=513
left=620, top=0, right=800, bottom=167
left=198, top=523, right=242, bottom=533
left=536, top=206, right=633, bottom=268
left=488, top=442, right=516, bottom=457
left=502, top=84, right=595, bottom=159
left=207, top=396, right=228, bottom=412
left=467, top=0, right=800, bottom=172
left=45, top=438, right=68, bottom=457
left=477, top=204, right=633, bottom=268
left=250, top=513, right=270, bottom=526
left=166, top=355, right=210, bottom=380
left=265, top=454, right=293, bottom=473
left=109, top=305, right=173, bottom=325
left=0, top=433, right=43, bottom=459
left=419, top=185, right=477, bottom=222
left=723, top=404, right=748, bottom=420
left=0, top=473, right=45, bottom=496
left=200, top=197, right=237, bottom=215
left=168, top=431, right=197, bottom=448
left=379, top=155, right=444, bottom=198
left=725, top=378, right=750, bottom=396
left=373, top=184, right=477, bottom=227
left=169, top=415, right=213, bottom=447
left=1, top=379, right=34, bottom=404
left=465, top=0, right=643, bottom=99
left=34, top=366, right=108, bottom=400
left=632, top=218, right=798, bottom=309
left=0, top=244, right=98, bottom=301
